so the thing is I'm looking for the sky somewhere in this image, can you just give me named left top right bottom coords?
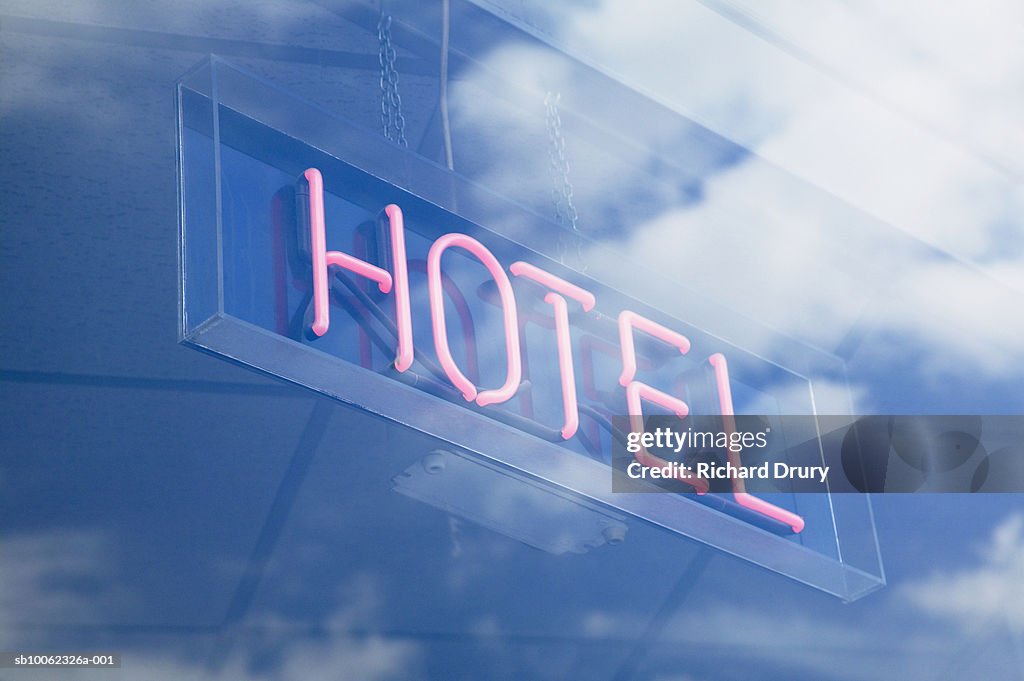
left=1, top=1, right=1023, bottom=679
left=460, top=0, right=1024, bottom=415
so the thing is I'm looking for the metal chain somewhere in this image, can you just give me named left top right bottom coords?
left=377, top=14, right=407, bottom=147
left=544, top=92, right=583, bottom=269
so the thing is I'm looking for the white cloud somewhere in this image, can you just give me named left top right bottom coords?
left=456, top=0, right=1024, bottom=408
left=0, top=534, right=420, bottom=680
left=551, top=0, right=1024, bottom=266
left=904, top=513, right=1024, bottom=630
left=0, top=530, right=118, bottom=634
left=655, top=604, right=950, bottom=681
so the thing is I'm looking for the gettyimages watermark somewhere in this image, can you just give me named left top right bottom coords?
left=610, top=415, right=1024, bottom=493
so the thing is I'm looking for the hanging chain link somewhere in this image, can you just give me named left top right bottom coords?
left=544, top=92, right=584, bottom=269
left=378, top=15, right=408, bottom=147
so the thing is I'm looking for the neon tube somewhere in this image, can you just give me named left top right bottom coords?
left=510, top=261, right=596, bottom=311
left=427, top=233, right=522, bottom=407
left=383, top=204, right=413, bottom=372
left=510, top=262, right=596, bottom=440
left=618, top=310, right=690, bottom=387
left=709, top=353, right=806, bottom=533
left=304, top=168, right=392, bottom=338
left=626, top=382, right=709, bottom=494
left=617, top=310, right=705, bottom=492
left=544, top=293, right=580, bottom=439
left=409, top=259, right=479, bottom=383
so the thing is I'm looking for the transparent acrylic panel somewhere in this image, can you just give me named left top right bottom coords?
left=177, top=60, right=219, bottom=339
left=178, top=56, right=883, bottom=601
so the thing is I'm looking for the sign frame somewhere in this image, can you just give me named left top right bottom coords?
left=177, top=56, right=885, bottom=601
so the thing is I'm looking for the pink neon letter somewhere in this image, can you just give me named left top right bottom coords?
left=305, top=168, right=392, bottom=337
left=427, top=233, right=522, bottom=407
left=709, top=353, right=806, bottom=533
left=618, top=311, right=690, bottom=387
left=510, top=262, right=595, bottom=439
left=510, top=261, right=596, bottom=311
left=382, top=204, right=413, bottom=372
left=626, top=382, right=709, bottom=494
left=545, top=293, right=580, bottom=439
left=619, top=311, right=707, bottom=493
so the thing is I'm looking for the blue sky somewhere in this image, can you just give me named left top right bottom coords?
left=1, top=1, right=1023, bottom=679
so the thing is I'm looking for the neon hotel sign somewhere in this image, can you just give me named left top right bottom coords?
left=301, top=168, right=805, bottom=533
